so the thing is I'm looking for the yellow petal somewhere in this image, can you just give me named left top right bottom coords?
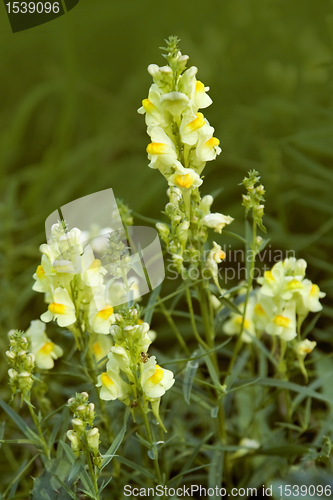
left=96, top=306, right=114, bottom=321
left=39, top=341, right=54, bottom=355
left=88, top=259, right=102, bottom=271
left=101, top=372, right=114, bottom=388
left=36, top=265, right=45, bottom=279
left=254, top=303, right=265, bottom=316
left=175, top=174, right=193, bottom=189
left=273, top=315, right=291, bottom=328
left=205, top=137, right=219, bottom=149
left=142, top=98, right=157, bottom=113
left=195, top=81, right=205, bottom=93
left=147, top=365, right=164, bottom=385
left=186, top=112, right=205, bottom=132
left=147, top=143, right=167, bottom=155
left=48, top=303, right=66, bottom=315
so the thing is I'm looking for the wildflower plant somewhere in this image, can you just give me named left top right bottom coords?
left=0, top=37, right=330, bottom=499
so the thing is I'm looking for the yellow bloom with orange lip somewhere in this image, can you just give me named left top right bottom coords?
left=297, top=279, right=326, bottom=316
left=26, top=319, right=63, bottom=370
left=33, top=254, right=55, bottom=294
left=96, top=364, right=130, bottom=402
left=138, top=84, right=168, bottom=128
left=141, top=356, right=175, bottom=399
left=168, top=166, right=202, bottom=189
left=223, top=298, right=257, bottom=344
left=41, top=287, right=76, bottom=328
left=196, top=124, right=222, bottom=161
left=266, top=302, right=297, bottom=341
left=82, top=244, right=107, bottom=288
left=180, top=111, right=207, bottom=145
left=92, top=334, right=112, bottom=363
left=89, top=285, right=115, bottom=334
left=146, top=126, right=182, bottom=173
left=294, top=339, right=316, bottom=357
left=194, top=80, right=213, bottom=109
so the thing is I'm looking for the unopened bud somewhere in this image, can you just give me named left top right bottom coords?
left=18, top=371, right=33, bottom=392
left=87, top=427, right=100, bottom=456
left=24, top=353, right=35, bottom=371
left=255, top=205, right=265, bottom=218
left=67, top=430, right=81, bottom=455
left=6, top=351, right=15, bottom=361
left=75, top=405, right=87, bottom=418
left=80, top=392, right=89, bottom=401
left=72, top=418, right=85, bottom=434
left=156, top=223, right=170, bottom=241
left=8, top=368, right=19, bottom=382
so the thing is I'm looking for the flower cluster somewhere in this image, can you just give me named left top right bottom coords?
left=67, top=392, right=102, bottom=467
left=138, top=36, right=221, bottom=189
left=25, top=320, right=63, bottom=369
left=32, top=219, right=140, bottom=348
left=6, top=330, right=35, bottom=398
left=96, top=308, right=174, bottom=431
left=241, top=170, right=266, bottom=232
left=139, top=37, right=233, bottom=284
left=223, top=257, right=325, bottom=374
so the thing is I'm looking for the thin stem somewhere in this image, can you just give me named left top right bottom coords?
left=227, top=217, right=257, bottom=375
left=159, top=301, right=191, bottom=356
left=138, top=400, right=162, bottom=484
left=28, top=404, right=50, bottom=459
left=84, top=437, right=100, bottom=499
left=185, top=287, right=209, bottom=350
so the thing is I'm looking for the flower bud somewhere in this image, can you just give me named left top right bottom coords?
left=86, top=403, right=95, bottom=422
left=18, top=371, right=33, bottom=392
left=8, top=368, right=19, bottom=383
left=87, top=428, right=100, bottom=456
left=156, top=223, right=170, bottom=241
left=75, top=405, right=87, bottom=419
left=200, top=195, right=214, bottom=215
left=6, top=351, right=15, bottom=361
left=67, top=430, right=81, bottom=456
left=80, top=392, right=89, bottom=401
left=177, top=221, right=190, bottom=247
left=24, top=353, right=35, bottom=371
left=255, top=205, right=265, bottom=218
left=72, top=418, right=85, bottom=434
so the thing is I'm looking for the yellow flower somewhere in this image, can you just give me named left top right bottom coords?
left=141, top=356, right=175, bottom=399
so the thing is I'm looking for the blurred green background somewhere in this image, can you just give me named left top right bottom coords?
left=1, top=0, right=333, bottom=422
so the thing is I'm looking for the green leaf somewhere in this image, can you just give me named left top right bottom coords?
left=219, top=296, right=242, bottom=315
left=4, top=454, right=38, bottom=499
left=183, top=349, right=201, bottom=405
left=101, top=407, right=130, bottom=470
left=208, top=450, right=224, bottom=500
left=49, top=472, right=78, bottom=500
left=250, top=377, right=333, bottom=404
left=116, top=456, right=155, bottom=479
left=0, top=398, right=39, bottom=442
left=0, top=421, right=5, bottom=450
left=143, top=283, right=162, bottom=325
left=199, top=345, right=222, bottom=390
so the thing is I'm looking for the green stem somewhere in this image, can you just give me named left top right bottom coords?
left=28, top=404, right=50, bottom=459
left=159, top=301, right=191, bottom=356
left=227, top=217, right=257, bottom=375
left=138, top=400, right=162, bottom=484
left=185, top=287, right=209, bottom=350
left=84, top=437, right=100, bottom=499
